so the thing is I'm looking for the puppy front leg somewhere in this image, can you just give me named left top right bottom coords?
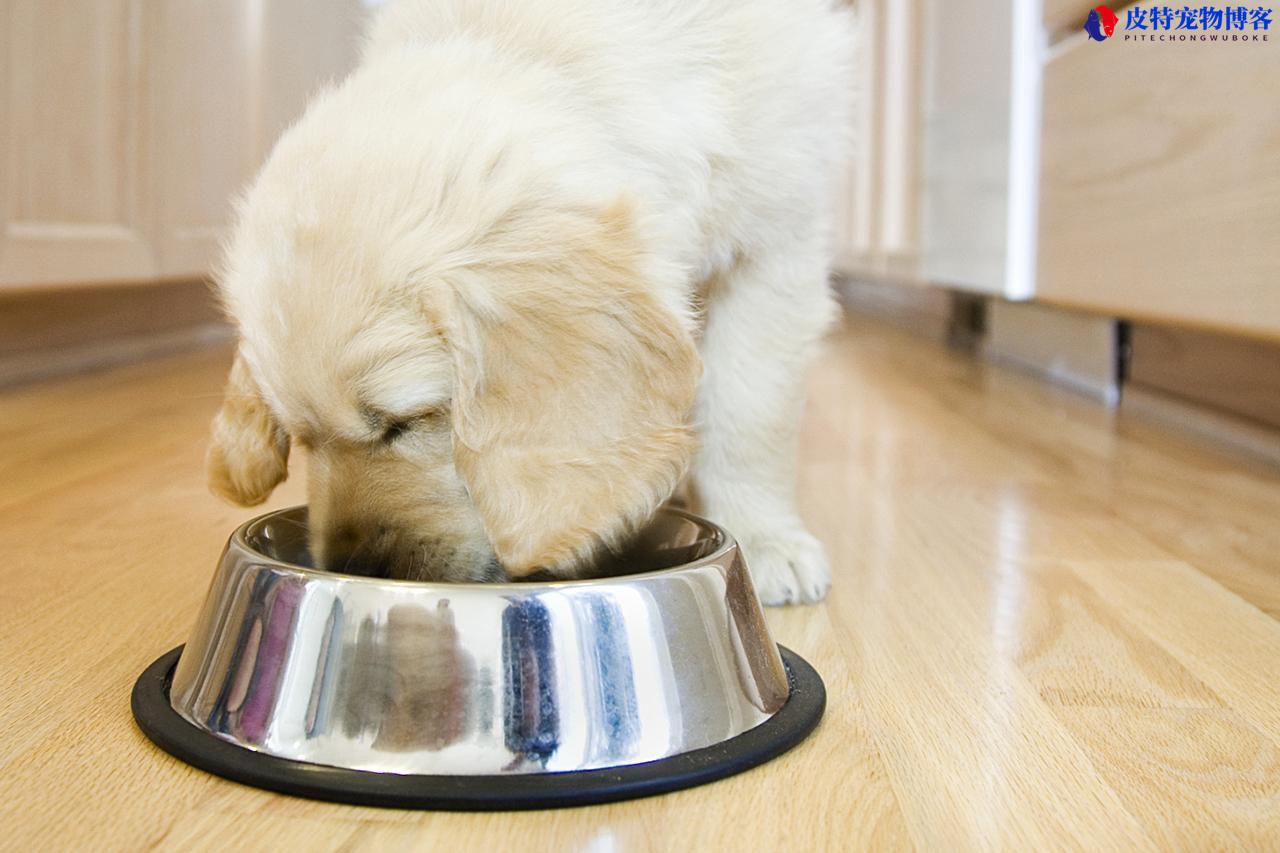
left=691, top=249, right=835, bottom=605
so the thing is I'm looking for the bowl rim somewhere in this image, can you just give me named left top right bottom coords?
left=226, top=505, right=738, bottom=591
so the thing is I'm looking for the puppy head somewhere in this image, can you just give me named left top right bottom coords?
left=208, top=56, right=699, bottom=579
left=208, top=135, right=699, bottom=580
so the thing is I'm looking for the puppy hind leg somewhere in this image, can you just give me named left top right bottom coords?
left=691, top=249, right=836, bottom=605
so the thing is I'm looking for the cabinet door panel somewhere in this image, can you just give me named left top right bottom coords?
left=1037, top=38, right=1280, bottom=339
left=151, top=0, right=363, bottom=278
left=149, top=0, right=258, bottom=277
left=0, top=0, right=155, bottom=286
left=834, top=0, right=923, bottom=280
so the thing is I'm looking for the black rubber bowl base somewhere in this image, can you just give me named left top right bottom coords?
left=132, top=645, right=825, bottom=811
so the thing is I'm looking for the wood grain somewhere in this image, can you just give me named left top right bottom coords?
left=1036, top=33, right=1280, bottom=339
left=1129, top=323, right=1280, bottom=431
left=1041, top=0, right=1097, bottom=42
left=1, top=315, right=1279, bottom=849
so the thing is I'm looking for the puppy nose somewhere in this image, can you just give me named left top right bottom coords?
left=327, top=524, right=359, bottom=555
left=321, top=524, right=392, bottom=578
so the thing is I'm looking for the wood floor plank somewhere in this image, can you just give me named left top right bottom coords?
left=1014, top=561, right=1280, bottom=847
left=2, top=316, right=1279, bottom=849
left=819, top=510, right=1156, bottom=849
left=1069, top=559, right=1280, bottom=748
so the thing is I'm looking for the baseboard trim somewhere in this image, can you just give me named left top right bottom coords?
left=1128, top=323, right=1280, bottom=432
left=0, top=322, right=233, bottom=389
left=1121, top=386, right=1280, bottom=468
left=0, top=279, right=232, bottom=389
left=833, top=275, right=955, bottom=345
left=983, top=299, right=1121, bottom=406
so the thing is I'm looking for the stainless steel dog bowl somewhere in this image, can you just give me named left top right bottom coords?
left=133, top=507, right=824, bottom=809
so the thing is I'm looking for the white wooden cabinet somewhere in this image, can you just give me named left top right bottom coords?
left=917, top=0, right=1043, bottom=298
left=1036, top=25, right=1280, bottom=339
left=0, top=0, right=362, bottom=289
left=837, top=0, right=1280, bottom=339
left=837, top=0, right=1039, bottom=298
left=835, top=0, right=925, bottom=282
left=149, top=1, right=260, bottom=278
left=0, top=1, right=156, bottom=286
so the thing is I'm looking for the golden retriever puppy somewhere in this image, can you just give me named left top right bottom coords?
left=208, top=0, right=853, bottom=604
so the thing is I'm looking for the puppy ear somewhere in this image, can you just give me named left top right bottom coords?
left=206, top=348, right=290, bottom=506
left=440, top=201, right=701, bottom=576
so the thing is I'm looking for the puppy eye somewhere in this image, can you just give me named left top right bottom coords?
left=377, top=406, right=448, bottom=444
left=381, top=421, right=412, bottom=444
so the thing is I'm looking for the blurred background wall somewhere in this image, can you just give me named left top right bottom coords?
left=1, top=0, right=1277, bottom=456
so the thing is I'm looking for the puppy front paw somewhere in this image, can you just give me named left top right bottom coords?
left=737, top=525, right=831, bottom=606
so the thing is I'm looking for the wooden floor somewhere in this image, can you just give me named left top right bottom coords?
left=3, top=314, right=1279, bottom=850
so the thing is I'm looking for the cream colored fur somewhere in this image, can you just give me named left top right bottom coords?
left=208, top=0, right=853, bottom=603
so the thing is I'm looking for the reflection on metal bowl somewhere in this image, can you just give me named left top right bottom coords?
left=133, top=506, right=825, bottom=808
